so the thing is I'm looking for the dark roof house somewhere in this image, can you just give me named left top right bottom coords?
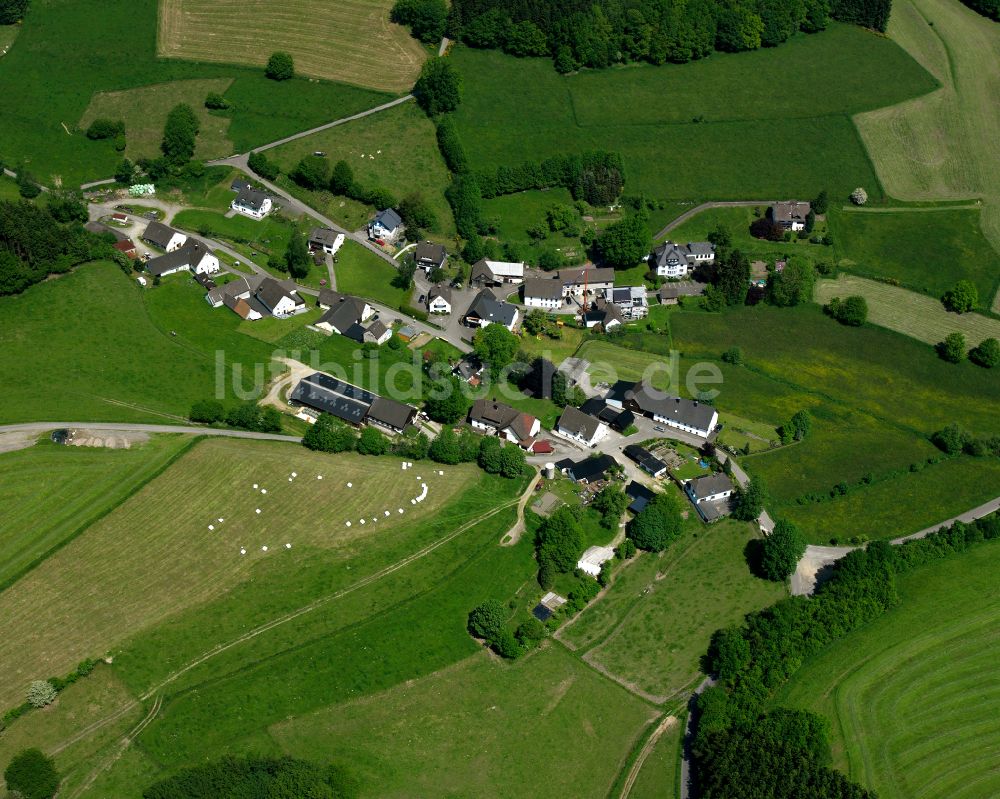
left=623, top=444, right=668, bottom=477
left=414, top=241, right=447, bottom=270
left=142, top=221, right=184, bottom=250
left=564, top=454, right=617, bottom=484
left=289, top=373, right=372, bottom=425
left=465, top=288, right=519, bottom=329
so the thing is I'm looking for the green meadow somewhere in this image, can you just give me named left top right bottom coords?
left=451, top=24, right=937, bottom=203
left=0, top=0, right=391, bottom=185
left=775, top=539, right=1000, bottom=799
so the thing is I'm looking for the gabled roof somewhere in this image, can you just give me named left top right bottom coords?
left=581, top=298, right=624, bottom=328
left=428, top=285, right=452, bottom=304
left=233, top=185, right=268, bottom=212
left=628, top=382, right=716, bottom=432
left=366, top=320, right=389, bottom=340
left=113, top=239, right=136, bottom=254
left=469, top=399, right=536, bottom=443
left=289, top=373, right=374, bottom=425
left=659, top=283, right=703, bottom=300
left=142, top=221, right=183, bottom=249
left=471, top=259, right=524, bottom=283
left=373, top=208, right=402, bottom=230
left=557, top=405, right=604, bottom=440
left=523, top=277, right=564, bottom=301
left=557, top=266, right=615, bottom=287
left=309, top=227, right=340, bottom=246
left=686, top=472, right=735, bottom=500
left=255, top=277, right=304, bottom=311
left=771, top=201, right=811, bottom=224
left=231, top=178, right=250, bottom=192
left=317, top=292, right=369, bottom=333
left=466, top=289, right=518, bottom=327
left=415, top=241, right=447, bottom=265
left=566, top=454, right=617, bottom=483
left=145, top=239, right=213, bottom=277
left=368, top=396, right=416, bottom=431
left=623, top=444, right=668, bottom=475
left=625, top=481, right=656, bottom=514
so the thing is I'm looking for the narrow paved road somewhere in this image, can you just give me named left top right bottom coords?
left=679, top=676, right=714, bottom=799
left=652, top=200, right=776, bottom=241
left=790, top=494, right=1000, bottom=595
left=0, top=421, right=301, bottom=443
left=246, top=95, right=414, bottom=154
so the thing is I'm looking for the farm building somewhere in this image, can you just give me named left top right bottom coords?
left=559, top=454, right=618, bottom=484
left=625, top=481, right=656, bottom=514
left=555, top=406, right=608, bottom=447
left=557, top=267, right=615, bottom=299
left=577, top=545, right=615, bottom=578
left=289, top=372, right=416, bottom=432
left=658, top=283, right=704, bottom=305
left=578, top=397, right=635, bottom=433
left=580, top=298, right=624, bottom=331
left=142, top=221, right=187, bottom=253
left=470, top=259, right=525, bottom=286
left=606, top=380, right=718, bottom=439
left=623, top=444, right=668, bottom=477
left=255, top=277, right=307, bottom=317
left=113, top=239, right=137, bottom=259
left=522, top=278, right=565, bottom=310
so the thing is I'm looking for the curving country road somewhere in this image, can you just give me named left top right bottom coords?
left=652, top=200, right=776, bottom=241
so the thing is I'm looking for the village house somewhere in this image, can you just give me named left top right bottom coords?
left=606, top=380, right=718, bottom=438
left=230, top=184, right=272, bottom=220
left=470, top=259, right=525, bottom=286
left=558, top=453, right=618, bottom=484
left=771, top=201, right=811, bottom=231
left=684, top=473, right=735, bottom=522
left=142, top=221, right=187, bottom=253
left=464, top=288, right=520, bottom=331
left=609, top=286, right=648, bottom=319
left=308, top=228, right=344, bottom=255
left=468, top=399, right=540, bottom=448
left=658, top=283, right=703, bottom=305
left=254, top=277, right=307, bottom=318
left=557, top=266, right=615, bottom=300
left=146, top=239, right=220, bottom=278
left=522, top=278, right=565, bottom=310
left=580, top=298, right=623, bottom=331
left=651, top=241, right=715, bottom=278
left=427, top=285, right=452, bottom=314
left=315, top=291, right=377, bottom=338
left=555, top=405, right=608, bottom=447
left=453, top=354, right=484, bottom=387
left=625, top=481, right=656, bottom=514
left=206, top=274, right=267, bottom=321
left=578, top=397, right=636, bottom=433
left=414, top=241, right=447, bottom=273
left=368, top=208, right=403, bottom=242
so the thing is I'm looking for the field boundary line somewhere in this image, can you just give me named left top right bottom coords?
left=0, top=436, right=201, bottom=595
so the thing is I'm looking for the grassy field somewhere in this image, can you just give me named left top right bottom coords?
left=774, top=455, right=1000, bottom=543
left=0, top=0, right=392, bottom=186
left=480, top=188, right=597, bottom=265
left=271, top=646, right=657, bottom=798
left=716, top=412, right=780, bottom=454
left=333, top=239, right=411, bottom=308
left=628, top=716, right=683, bottom=799
left=451, top=24, right=936, bottom=203
left=0, top=436, right=192, bottom=590
left=561, top=517, right=785, bottom=703
left=0, top=262, right=280, bottom=423
left=0, top=438, right=483, bottom=709
left=79, top=78, right=235, bottom=162
left=158, top=0, right=426, bottom=92
left=829, top=206, right=1000, bottom=303
left=815, top=273, right=1000, bottom=346
left=0, top=24, right=18, bottom=54
left=854, top=0, right=1000, bottom=289
left=775, top=539, right=1000, bottom=798
left=171, top=208, right=301, bottom=264
left=268, top=101, right=455, bottom=238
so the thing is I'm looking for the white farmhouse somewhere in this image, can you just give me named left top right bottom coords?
left=555, top=405, right=608, bottom=447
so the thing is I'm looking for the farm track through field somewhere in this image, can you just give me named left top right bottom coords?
left=40, top=485, right=529, bottom=766
left=618, top=714, right=678, bottom=799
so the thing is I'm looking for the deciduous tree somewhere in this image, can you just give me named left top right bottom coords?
left=413, top=57, right=462, bottom=115
left=759, top=519, right=807, bottom=580
left=265, top=51, right=295, bottom=80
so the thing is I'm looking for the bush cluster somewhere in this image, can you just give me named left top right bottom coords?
left=476, top=151, right=624, bottom=206
left=4, top=748, right=60, bottom=799
left=189, top=400, right=281, bottom=433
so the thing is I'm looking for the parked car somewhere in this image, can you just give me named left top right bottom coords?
left=313, top=151, right=326, bottom=157
left=418, top=294, right=425, bottom=303
left=654, top=426, right=665, bottom=432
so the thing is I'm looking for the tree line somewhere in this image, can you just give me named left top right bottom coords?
left=0, top=199, right=117, bottom=296
left=692, top=511, right=1000, bottom=798
left=395, top=0, right=890, bottom=73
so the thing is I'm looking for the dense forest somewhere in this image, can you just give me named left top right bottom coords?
left=0, top=200, right=116, bottom=295
left=395, top=0, right=892, bottom=71
left=958, top=0, right=998, bottom=18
